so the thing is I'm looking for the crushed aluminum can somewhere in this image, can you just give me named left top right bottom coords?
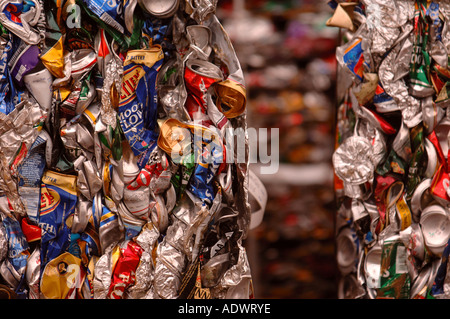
left=39, top=170, right=78, bottom=267
left=184, top=58, right=223, bottom=120
left=186, top=25, right=212, bottom=60
left=332, top=135, right=375, bottom=186
left=434, top=117, right=450, bottom=160
left=373, top=82, right=399, bottom=113
left=430, top=164, right=450, bottom=205
left=420, top=204, right=450, bottom=257
left=107, top=240, right=143, bottom=299
left=424, top=137, right=439, bottom=179
left=336, top=226, right=359, bottom=275
left=364, top=244, right=382, bottom=290
left=138, top=0, right=179, bottom=19
left=23, top=67, right=53, bottom=116
left=214, top=79, right=247, bottom=119
left=410, top=178, right=433, bottom=223
left=8, top=43, right=40, bottom=87
left=410, top=259, right=440, bottom=299
left=332, top=1, right=450, bottom=299
left=25, top=246, right=40, bottom=299
left=326, top=2, right=358, bottom=32
left=39, top=252, right=83, bottom=299
left=185, top=0, right=218, bottom=24
left=0, top=0, right=42, bottom=45
left=377, top=235, right=410, bottom=299
left=338, top=273, right=366, bottom=299
left=0, top=209, right=30, bottom=290
left=118, top=46, right=164, bottom=157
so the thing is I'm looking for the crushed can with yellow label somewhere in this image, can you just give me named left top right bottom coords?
left=39, top=170, right=78, bottom=268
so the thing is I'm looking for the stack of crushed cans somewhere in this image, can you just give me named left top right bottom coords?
left=329, top=0, right=450, bottom=298
left=0, top=0, right=255, bottom=299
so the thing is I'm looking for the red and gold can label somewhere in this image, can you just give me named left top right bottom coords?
left=108, top=240, right=143, bottom=299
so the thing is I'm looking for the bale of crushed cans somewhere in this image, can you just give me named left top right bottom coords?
left=329, top=0, right=450, bottom=299
left=0, top=0, right=259, bottom=299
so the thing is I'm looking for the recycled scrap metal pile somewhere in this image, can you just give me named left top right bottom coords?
left=0, top=0, right=255, bottom=299
left=330, top=0, right=450, bottom=299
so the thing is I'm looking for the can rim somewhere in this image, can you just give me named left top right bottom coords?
left=411, top=178, right=432, bottom=217
left=364, top=245, right=382, bottom=288
left=424, top=138, right=438, bottom=178
left=420, top=205, right=450, bottom=249
left=186, top=58, right=224, bottom=81
left=333, top=135, right=375, bottom=185
left=138, top=0, right=179, bottom=18
left=336, top=228, right=357, bottom=269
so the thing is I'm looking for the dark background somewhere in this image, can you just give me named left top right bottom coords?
left=216, top=0, right=339, bottom=299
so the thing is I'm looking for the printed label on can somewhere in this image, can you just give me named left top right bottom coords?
left=343, top=38, right=365, bottom=81
left=118, top=48, right=164, bottom=156
left=396, top=196, right=412, bottom=231
left=39, top=170, right=78, bottom=266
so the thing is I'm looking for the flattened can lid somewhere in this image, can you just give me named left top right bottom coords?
left=138, top=0, right=179, bottom=18
left=420, top=204, right=450, bottom=256
left=435, top=118, right=450, bottom=159
left=410, top=178, right=432, bottom=223
left=336, top=227, right=358, bottom=275
left=332, top=135, right=375, bottom=185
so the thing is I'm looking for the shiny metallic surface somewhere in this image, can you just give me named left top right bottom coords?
left=138, top=0, right=179, bottom=18
left=0, top=0, right=254, bottom=300
left=332, top=0, right=450, bottom=299
left=336, top=227, right=358, bottom=275
left=333, top=135, right=375, bottom=185
left=420, top=205, right=450, bottom=256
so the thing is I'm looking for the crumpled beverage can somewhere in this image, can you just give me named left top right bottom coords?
left=25, top=246, right=41, bottom=299
left=0, top=0, right=255, bottom=300
left=373, top=82, right=399, bottom=113
left=184, top=59, right=223, bottom=119
left=0, top=0, right=42, bottom=45
left=39, top=170, right=78, bottom=267
left=336, top=226, right=359, bottom=275
left=40, top=252, right=83, bottom=299
left=364, top=245, right=382, bottom=289
left=420, top=205, right=450, bottom=257
left=409, top=1, right=435, bottom=98
left=8, top=43, right=40, bottom=87
left=337, top=36, right=367, bottom=82
left=119, top=46, right=164, bottom=156
left=138, top=0, right=179, bottom=19
left=214, top=79, right=247, bottom=119
left=17, top=129, right=49, bottom=224
left=377, top=236, right=410, bottom=299
left=81, top=0, right=125, bottom=35
left=93, top=199, right=124, bottom=254
left=332, top=135, right=375, bottom=186
left=0, top=211, right=29, bottom=288
left=185, top=0, right=218, bottom=23
left=23, top=67, right=53, bottom=115
left=107, top=240, right=143, bottom=299
left=430, top=164, right=450, bottom=205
